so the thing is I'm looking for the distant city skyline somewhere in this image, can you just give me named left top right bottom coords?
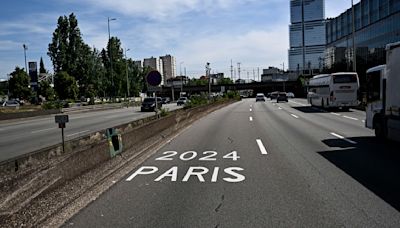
left=0, top=1, right=359, bottom=80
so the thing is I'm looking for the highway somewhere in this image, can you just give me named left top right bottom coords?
left=65, top=98, right=400, bottom=227
left=0, top=103, right=182, bottom=162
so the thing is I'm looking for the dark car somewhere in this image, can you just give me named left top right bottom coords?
left=270, top=91, right=279, bottom=99
left=161, top=97, right=171, bottom=104
left=141, top=97, right=163, bottom=111
left=276, top=92, right=288, bottom=103
left=177, top=97, right=189, bottom=106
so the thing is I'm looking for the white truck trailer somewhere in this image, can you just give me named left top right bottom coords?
left=365, top=42, right=400, bottom=141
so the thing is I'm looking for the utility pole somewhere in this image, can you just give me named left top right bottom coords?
left=257, top=67, right=260, bottom=82
left=253, top=68, right=255, bottom=81
left=23, top=44, right=28, bottom=74
left=206, top=62, right=211, bottom=97
left=125, top=48, right=130, bottom=99
left=237, top=62, right=241, bottom=80
left=230, top=59, right=233, bottom=81
left=301, top=0, right=306, bottom=75
left=108, top=17, right=117, bottom=99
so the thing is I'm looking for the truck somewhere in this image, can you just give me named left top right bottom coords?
left=365, top=41, right=400, bottom=141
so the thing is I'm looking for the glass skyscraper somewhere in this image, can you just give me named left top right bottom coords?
left=289, top=0, right=326, bottom=73
left=325, top=0, right=400, bottom=83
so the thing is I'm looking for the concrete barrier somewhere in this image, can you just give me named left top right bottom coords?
left=0, top=109, right=60, bottom=121
left=0, top=99, right=235, bottom=222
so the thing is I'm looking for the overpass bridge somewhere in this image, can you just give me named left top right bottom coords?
left=152, top=81, right=305, bottom=98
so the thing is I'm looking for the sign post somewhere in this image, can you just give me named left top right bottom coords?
left=146, top=71, right=162, bottom=118
left=55, top=115, right=69, bottom=153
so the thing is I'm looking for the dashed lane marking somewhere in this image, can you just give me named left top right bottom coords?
left=67, top=130, right=90, bottom=137
left=343, top=116, right=359, bottom=121
left=256, top=139, right=268, bottom=155
left=290, top=114, right=299, bottom=119
left=31, top=128, right=55, bottom=134
left=330, top=132, right=357, bottom=145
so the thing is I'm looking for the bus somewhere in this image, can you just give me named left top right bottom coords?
left=307, top=72, right=360, bottom=110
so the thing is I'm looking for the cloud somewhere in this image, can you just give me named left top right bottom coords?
left=175, top=26, right=289, bottom=76
left=78, top=0, right=264, bottom=20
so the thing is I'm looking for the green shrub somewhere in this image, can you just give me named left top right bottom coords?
left=159, top=107, right=170, bottom=117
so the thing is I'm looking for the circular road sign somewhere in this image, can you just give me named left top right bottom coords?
left=146, top=70, right=162, bottom=86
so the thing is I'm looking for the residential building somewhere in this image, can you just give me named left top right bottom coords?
left=288, top=0, right=326, bottom=73
left=133, top=60, right=142, bottom=69
left=160, top=55, right=176, bottom=84
left=143, top=57, right=164, bottom=84
left=325, top=0, right=400, bottom=78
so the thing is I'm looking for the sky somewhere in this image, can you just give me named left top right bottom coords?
left=0, top=0, right=359, bottom=80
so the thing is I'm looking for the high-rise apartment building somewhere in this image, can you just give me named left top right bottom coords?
left=160, top=54, right=176, bottom=84
left=289, top=0, right=326, bottom=73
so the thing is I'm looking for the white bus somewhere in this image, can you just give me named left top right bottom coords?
left=307, top=72, right=360, bottom=110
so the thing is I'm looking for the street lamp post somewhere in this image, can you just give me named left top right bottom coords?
left=108, top=17, right=117, bottom=99
left=125, top=48, right=130, bottom=99
left=206, top=62, right=211, bottom=98
left=351, top=0, right=356, bottom=72
left=23, top=44, right=28, bottom=74
left=180, top=61, right=184, bottom=95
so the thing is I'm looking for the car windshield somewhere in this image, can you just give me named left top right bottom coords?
left=2, top=1, right=399, bottom=227
left=143, top=98, right=155, bottom=102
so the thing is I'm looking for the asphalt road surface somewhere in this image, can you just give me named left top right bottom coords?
left=66, top=98, right=400, bottom=227
left=0, top=103, right=182, bottom=162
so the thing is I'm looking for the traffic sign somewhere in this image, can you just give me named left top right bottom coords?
left=55, top=115, right=69, bottom=124
left=146, top=70, right=162, bottom=86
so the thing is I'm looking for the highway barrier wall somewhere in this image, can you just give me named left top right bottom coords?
left=0, top=99, right=236, bottom=224
left=0, top=109, right=60, bottom=121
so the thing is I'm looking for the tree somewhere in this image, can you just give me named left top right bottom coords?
left=218, top=78, right=233, bottom=85
left=54, top=71, right=78, bottom=100
left=39, top=57, right=47, bottom=74
left=39, top=80, right=55, bottom=101
left=8, top=67, right=31, bottom=99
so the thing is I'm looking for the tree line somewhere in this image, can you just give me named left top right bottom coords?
left=7, top=13, right=150, bottom=102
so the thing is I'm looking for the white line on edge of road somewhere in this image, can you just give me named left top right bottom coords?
left=249, top=116, right=253, bottom=122
left=256, top=139, right=268, bottom=155
left=67, top=130, right=90, bottom=137
left=290, top=114, right=299, bottom=119
left=31, top=128, right=55, bottom=134
left=330, top=132, right=357, bottom=144
left=250, top=108, right=252, bottom=112
left=343, top=116, right=359, bottom=121
left=330, top=112, right=341, bottom=116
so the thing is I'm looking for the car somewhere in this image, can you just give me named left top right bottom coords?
left=255, top=94, right=265, bottom=102
left=161, top=97, right=171, bottom=104
left=270, top=91, right=279, bottom=99
left=276, top=92, right=288, bottom=103
left=141, top=97, right=163, bottom=112
left=177, top=97, right=189, bottom=106
left=286, top=92, right=295, bottom=98
left=2, top=100, right=20, bottom=107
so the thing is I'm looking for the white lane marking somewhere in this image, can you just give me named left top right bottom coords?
left=31, top=128, right=55, bottom=134
left=290, top=114, right=299, bottom=119
left=278, top=107, right=282, bottom=110
left=330, top=132, right=357, bottom=144
left=289, top=100, right=307, bottom=106
left=67, top=130, right=90, bottom=137
left=256, top=139, right=268, bottom=155
left=362, top=120, right=365, bottom=123
left=330, top=112, right=341, bottom=116
left=343, top=116, right=359, bottom=121
left=249, top=116, right=253, bottom=122
left=250, top=108, right=252, bottom=112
